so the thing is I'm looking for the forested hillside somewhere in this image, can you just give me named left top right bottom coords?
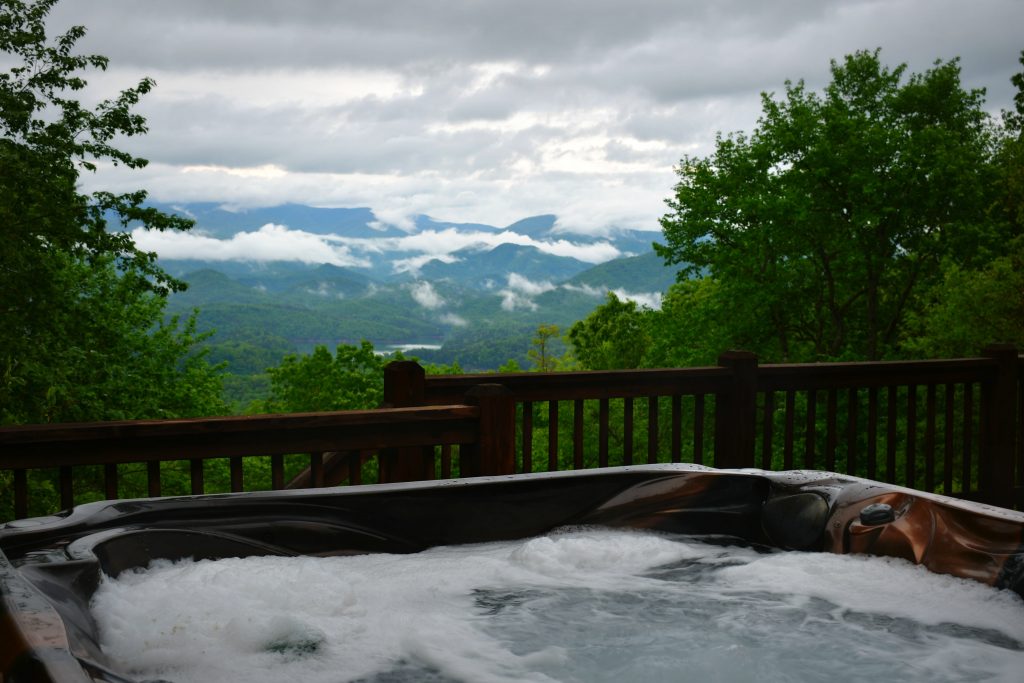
left=160, top=244, right=677, bottom=406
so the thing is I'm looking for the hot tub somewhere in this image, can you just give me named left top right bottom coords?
left=2, top=465, right=1022, bottom=682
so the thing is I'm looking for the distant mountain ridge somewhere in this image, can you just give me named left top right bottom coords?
left=146, top=202, right=659, bottom=282
left=417, top=243, right=591, bottom=287
left=566, top=251, right=678, bottom=293
left=149, top=202, right=680, bottom=376
left=151, top=202, right=403, bottom=239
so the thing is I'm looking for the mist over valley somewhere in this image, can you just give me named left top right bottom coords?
left=151, top=203, right=679, bottom=397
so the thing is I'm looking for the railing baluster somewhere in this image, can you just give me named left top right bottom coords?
left=189, top=459, right=203, bottom=495
left=886, top=386, right=898, bottom=484
left=59, top=466, right=73, bottom=510
left=925, top=384, right=937, bottom=492
left=598, top=398, right=609, bottom=468
left=671, top=394, right=682, bottom=463
left=230, top=456, right=244, bottom=492
left=522, top=401, right=533, bottom=474
left=805, top=390, right=817, bottom=470
left=693, top=394, right=705, bottom=465
left=783, top=391, right=795, bottom=469
left=147, top=461, right=161, bottom=497
left=574, top=399, right=585, bottom=469
left=647, top=396, right=659, bottom=464
left=761, top=391, right=774, bottom=470
left=906, top=384, right=917, bottom=489
left=826, top=389, right=838, bottom=472
left=944, top=384, right=955, bottom=495
left=349, top=452, right=362, bottom=485
left=846, top=388, right=857, bottom=476
left=548, top=400, right=559, bottom=471
left=963, top=384, right=974, bottom=494
left=271, top=454, right=284, bottom=490
left=104, top=463, right=118, bottom=500
left=441, top=444, right=452, bottom=479
left=1018, top=377, right=1024, bottom=496
left=310, top=452, right=324, bottom=488
left=867, top=387, right=878, bottom=481
left=14, top=469, right=27, bottom=519
left=623, top=397, right=634, bottom=466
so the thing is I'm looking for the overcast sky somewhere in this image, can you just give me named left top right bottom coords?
left=49, top=0, right=1024, bottom=236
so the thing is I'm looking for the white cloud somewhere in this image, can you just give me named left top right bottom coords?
left=345, top=229, right=621, bottom=264
left=500, top=291, right=538, bottom=312
left=562, top=282, right=662, bottom=309
left=305, top=282, right=336, bottom=297
left=409, top=281, right=445, bottom=309
left=127, top=216, right=623, bottom=268
left=370, top=207, right=417, bottom=233
left=612, top=288, right=663, bottom=310
left=505, top=273, right=556, bottom=296
left=562, top=283, right=605, bottom=298
left=390, top=253, right=460, bottom=275
left=440, top=312, right=468, bottom=326
left=498, top=273, right=557, bottom=311
left=130, top=223, right=369, bottom=267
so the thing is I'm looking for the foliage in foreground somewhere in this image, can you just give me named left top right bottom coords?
left=0, top=0, right=226, bottom=424
left=565, top=50, right=1023, bottom=373
left=654, top=49, right=1021, bottom=363
left=257, top=341, right=463, bottom=414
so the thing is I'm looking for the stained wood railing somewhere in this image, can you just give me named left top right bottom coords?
left=0, top=406, right=482, bottom=520
left=399, top=344, right=1022, bottom=509
left=1, top=345, right=1020, bottom=520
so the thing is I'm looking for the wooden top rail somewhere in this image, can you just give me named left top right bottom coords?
left=0, top=405, right=480, bottom=470
left=418, top=357, right=1007, bottom=403
left=422, top=366, right=732, bottom=404
left=756, top=357, right=999, bottom=392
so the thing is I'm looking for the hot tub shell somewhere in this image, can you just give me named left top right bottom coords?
left=1, top=465, right=1023, bottom=682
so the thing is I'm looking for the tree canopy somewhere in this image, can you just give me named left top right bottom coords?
left=656, top=49, right=1006, bottom=362
left=258, top=340, right=462, bottom=414
left=0, top=0, right=225, bottom=423
left=260, top=342, right=390, bottom=414
left=567, top=294, right=651, bottom=370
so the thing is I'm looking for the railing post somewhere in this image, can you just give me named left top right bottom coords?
left=982, top=344, right=1018, bottom=509
left=380, top=361, right=434, bottom=483
left=715, top=350, right=758, bottom=469
left=462, top=384, right=515, bottom=477
left=384, top=360, right=426, bottom=408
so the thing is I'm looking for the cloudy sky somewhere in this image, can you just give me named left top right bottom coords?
left=50, top=0, right=1024, bottom=236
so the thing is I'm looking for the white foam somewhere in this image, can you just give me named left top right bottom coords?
left=714, top=551, right=1024, bottom=632
left=91, top=528, right=1024, bottom=683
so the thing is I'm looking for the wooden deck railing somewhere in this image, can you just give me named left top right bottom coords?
left=398, top=344, right=1022, bottom=509
left=0, top=405, right=483, bottom=520
left=1, top=345, right=1020, bottom=520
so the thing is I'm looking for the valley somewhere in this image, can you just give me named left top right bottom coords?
left=150, top=203, right=682, bottom=405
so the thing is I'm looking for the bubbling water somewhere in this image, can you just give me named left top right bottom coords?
left=90, top=528, right=1024, bottom=683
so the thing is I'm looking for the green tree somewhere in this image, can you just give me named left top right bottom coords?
left=991, top=51, right=1024, bottom=243
left=261, top=341, right=392, bottom=413
left=567, top=293, right=652, bottom=370
left=527, top=324, right=562, bottom=372
left=643, top=279, right=731, bottom=368
left=903, top=236, right=1024, bottom=357
left=903, top=53, right=1024, bottom=357
left=657, top=49, right=995, bottom=361
left=0, top=0, right=225, bottom=423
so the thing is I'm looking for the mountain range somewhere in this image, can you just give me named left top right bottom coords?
left=148, top=203, right=681, bottom=389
